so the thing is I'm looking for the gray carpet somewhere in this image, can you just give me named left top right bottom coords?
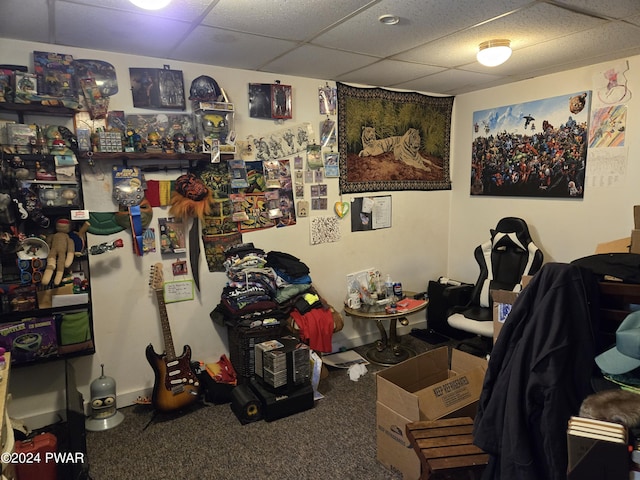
left=84, top=335, right=442, bottom=480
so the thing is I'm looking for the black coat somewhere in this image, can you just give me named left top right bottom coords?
left=473, top=263, right=600, bottom=480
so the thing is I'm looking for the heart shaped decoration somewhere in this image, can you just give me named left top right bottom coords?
left=334, top=201, right=349, bottom=218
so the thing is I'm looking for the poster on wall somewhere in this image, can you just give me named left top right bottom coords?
left=471, top=91, right=591, bottom=198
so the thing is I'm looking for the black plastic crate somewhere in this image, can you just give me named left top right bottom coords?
left=228, top=323, right=286, bottom=381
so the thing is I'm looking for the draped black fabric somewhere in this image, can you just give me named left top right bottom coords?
left=473, top=263, right=600, bottom=480
left=571, top=252, right=640, bottom=283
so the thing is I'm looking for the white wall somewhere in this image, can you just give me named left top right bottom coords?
left=0, top=40, right=450, bottom=426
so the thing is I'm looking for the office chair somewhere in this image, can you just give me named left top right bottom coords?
left=445, top=217, right=543, bottom=354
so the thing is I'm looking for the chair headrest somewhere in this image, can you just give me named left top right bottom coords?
left=490, top=217, right=532, bottom=250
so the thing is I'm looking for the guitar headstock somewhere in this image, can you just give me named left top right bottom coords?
left=149, top=263, right=164, bottom=292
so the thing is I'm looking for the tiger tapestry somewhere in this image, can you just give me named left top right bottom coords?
left=337, top=82, right=453, bottom=193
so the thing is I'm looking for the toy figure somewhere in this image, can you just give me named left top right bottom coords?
left=45, top=125, right=71, bottom=155
left=184, top=133, right=198, bottom=153
left=173, top=133, right=185, bottom=154
left=42, top=218, right=75, bottom=286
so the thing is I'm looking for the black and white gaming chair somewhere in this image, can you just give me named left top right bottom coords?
left=446, top=217, right=544, bottom=343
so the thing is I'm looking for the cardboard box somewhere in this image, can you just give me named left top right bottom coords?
left=631, top=229, right=640, bottom=254
left=376, top=346, right=487, bottom=479
left=0, top=317, right=58, bottom=364
left=595, top=237, right=631, bottom=254
left=492, top=290, right=519, bottom=344
left=491, top=276, right=532, bottom=344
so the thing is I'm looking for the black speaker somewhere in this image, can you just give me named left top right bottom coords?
left=230, top=384, right=263, bottom=424
left=249, top=377, right=313, bottom=422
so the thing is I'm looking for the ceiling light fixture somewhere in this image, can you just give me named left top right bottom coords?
left=477, top=39, right=512, bottom=67
left=129, top=0, right=172, bottom=10
left=378, top=14, right=400, bottom=25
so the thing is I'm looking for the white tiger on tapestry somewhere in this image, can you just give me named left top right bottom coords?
left=358, top=127, right=431, bottom=171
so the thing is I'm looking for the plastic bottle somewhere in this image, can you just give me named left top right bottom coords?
left=385, top=274, right=394, bottom=299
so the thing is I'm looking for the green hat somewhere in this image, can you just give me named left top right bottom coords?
left=595, top=310, right=640, bottom=375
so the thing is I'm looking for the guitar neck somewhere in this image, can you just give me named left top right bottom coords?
left=154, top=289, right=177, bottom=360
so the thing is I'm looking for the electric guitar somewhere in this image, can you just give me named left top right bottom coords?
left=146, top=263, right=200, bottom=412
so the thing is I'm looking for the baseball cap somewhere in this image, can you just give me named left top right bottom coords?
left=595, top=310, right=640, bottom=375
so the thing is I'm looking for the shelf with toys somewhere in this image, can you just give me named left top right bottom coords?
left=0, top=106, right=95, bottom=368
left=0, top=102, right=78, bottom=124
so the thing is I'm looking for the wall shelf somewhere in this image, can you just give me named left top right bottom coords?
left=80, top=151, right=233, bottom=162
left=0, top=102, right=78, bottom=123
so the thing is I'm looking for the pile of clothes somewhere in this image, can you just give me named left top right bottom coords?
left=210, top=243, right=340, bottom=353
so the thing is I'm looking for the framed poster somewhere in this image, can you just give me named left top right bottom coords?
left=129, top=67, right=185, bottom=110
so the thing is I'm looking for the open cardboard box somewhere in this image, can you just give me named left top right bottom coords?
left=376, top=346, right=487, bottom=479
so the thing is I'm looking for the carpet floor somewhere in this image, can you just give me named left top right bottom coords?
left=84, top=334, right=470, bottom=480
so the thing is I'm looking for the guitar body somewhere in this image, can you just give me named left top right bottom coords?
left=146, top=343, right=199, bottom=412
left=147, top=263, right=200, bottom=413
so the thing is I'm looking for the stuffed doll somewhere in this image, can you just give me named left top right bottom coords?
left=42, top=218, right=75, bottom=286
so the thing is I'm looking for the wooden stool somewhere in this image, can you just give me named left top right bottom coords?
left=406, top=417, right=488, bottom=480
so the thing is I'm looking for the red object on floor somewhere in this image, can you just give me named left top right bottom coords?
left=14, top=432, right=58, bottom=480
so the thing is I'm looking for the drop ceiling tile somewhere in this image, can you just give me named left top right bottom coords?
left=336, top=60, right=445, bottom=88
left=395, top=69, right=502, bottom=96
left=55, top=3, right=193, bottom=59
left=261, top=45, right=378, bottom=79
left=62, top=0, right=214, bottom=22
left=551, top=0, right=640, bottom=20
left=469, top=21, right=640, bottom=76
left=203, top=0, right=376, bottom=41
left=312, top=0, right=535, bottom=57
left=394, top=2, right=607, bottom=68
left=172, top=26, right=298, bottom=70
left=0, top=0, right=51, bottom=43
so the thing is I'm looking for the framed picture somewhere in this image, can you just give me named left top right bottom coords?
left=271, top=84, right=292, bottom=119
left=129, top=67, right=185, bottom=110
left=249, top=83, right=272, bottom=118
left=249, top=83, right=292, bottom=119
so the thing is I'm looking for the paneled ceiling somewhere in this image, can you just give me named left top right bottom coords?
left=1, top=0, right=640, bottom=95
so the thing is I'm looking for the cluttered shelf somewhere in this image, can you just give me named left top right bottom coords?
left=79, top=151, right=233, bottom=162
left=0, top=102, right=78, bottom=122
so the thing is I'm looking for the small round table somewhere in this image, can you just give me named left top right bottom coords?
left=344, top=291, right=428, bottom=366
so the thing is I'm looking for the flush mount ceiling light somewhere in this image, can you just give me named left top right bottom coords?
left=129, top=0, right=172, bottom=10
left=477, top=39, right=512, bottom=67
left=379, top=14, right=400, bottom=25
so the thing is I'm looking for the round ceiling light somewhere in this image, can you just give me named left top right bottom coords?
left=477, top=39, right=512, bottom=67
left=378, top=14, right=400, bottom=25
left=129, top=0, right=172, bottom=10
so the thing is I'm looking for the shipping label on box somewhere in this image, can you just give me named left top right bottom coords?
left=0, top=316, right=58, bottom=364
